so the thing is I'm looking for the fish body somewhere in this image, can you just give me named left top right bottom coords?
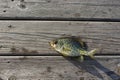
left=49, top=37, right=98, bottom=61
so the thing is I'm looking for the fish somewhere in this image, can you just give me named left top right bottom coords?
left=49, top=36, right=98, bottom=62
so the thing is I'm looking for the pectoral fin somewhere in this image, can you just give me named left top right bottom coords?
left=60, top=46, right=71, bottom=56
left=62, top=46, right=71, bottom=52
left=76, top=56, right=84, bottom=62
left=80, top=56, right=84, bottom=62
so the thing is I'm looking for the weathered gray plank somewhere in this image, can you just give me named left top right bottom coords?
left=0, top=56, right=119, bottom=80
left=0, top=21, right=119, bottom=55
left=0, top=0, right=120, bottom=19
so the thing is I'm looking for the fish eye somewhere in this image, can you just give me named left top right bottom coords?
left=54, top=41, right=58, bottom=44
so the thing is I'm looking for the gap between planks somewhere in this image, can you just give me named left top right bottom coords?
left=0, top=18, right=120, bottom=22
left=0, top=53, right=120, bottom=56
left=0, top=56, right=119, bottom=58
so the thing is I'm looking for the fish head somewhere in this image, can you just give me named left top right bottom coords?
left=49, top=39, right=64, bottom=51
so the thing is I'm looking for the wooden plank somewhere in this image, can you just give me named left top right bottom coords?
left=0, top=56, right=119, bottom=80
left=0, top=21, right=119, bottom=55
left=0, top=0, right=120, bottom=19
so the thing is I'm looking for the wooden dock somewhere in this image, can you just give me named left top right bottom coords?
left=0, top=0, right=120, bottom=80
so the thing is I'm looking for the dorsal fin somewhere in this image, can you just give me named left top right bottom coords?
left=72, top=37, right=88, bottom=50
left=73, top=37, right=84, bottom=47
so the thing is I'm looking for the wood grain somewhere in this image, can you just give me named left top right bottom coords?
left=0, top=21, right=119, bottom=55
left=0, top=0, right=120, bottom=19
left=0, top=56, right=119, bottom=80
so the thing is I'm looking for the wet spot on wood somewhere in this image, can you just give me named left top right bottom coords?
left=21, top=47, right=38, bottom=54
left=58, top=74, right=64, bottom=78
left=102, top=11, right=107, bottom=14
left=0, top=45, right=3, bottom=48
left=64, top=71, right=67, bottom=73
left=79, top=77, right=84, bottom=80
left=19, top=56, right=27, bottom=60
left=11, top=0, right=14, bottom=2
left=108, top=8, right=112, bottom=11
left=46, top=0, right=51, bottom=3
left=19, top=4, right=26, bottom=9
left=7, top=61, right=10, bottom=63
left=8, top=25, right=13, bottom=28
left=10, top=47, right=39, bottom=54
left=74, top=13, right=81, bottom=17
left=0, top=78, right=3, bottom=80
left=68, top=22, right=71, bottom=25
left=8, top=76, right=17, bottom=80
left=10, top=47, right=19, bottom=53
left=29, top=50, right=39, bottom=54
left=21, top=48, right=29, bottom=53
left=3, top=10, right=6, bottom=13
left=20, top=0, right=24, bottom=2
left=46, top=66, right=52, bottom=72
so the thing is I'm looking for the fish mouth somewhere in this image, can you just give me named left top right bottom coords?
left=49, top=41, right=52, bottom=47
left=49, top=41, right=54, bottom=47
left=49, top=41, right=56, bottom=48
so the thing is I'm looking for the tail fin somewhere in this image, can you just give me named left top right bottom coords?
left=88, top=48, right=98, bottom=59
